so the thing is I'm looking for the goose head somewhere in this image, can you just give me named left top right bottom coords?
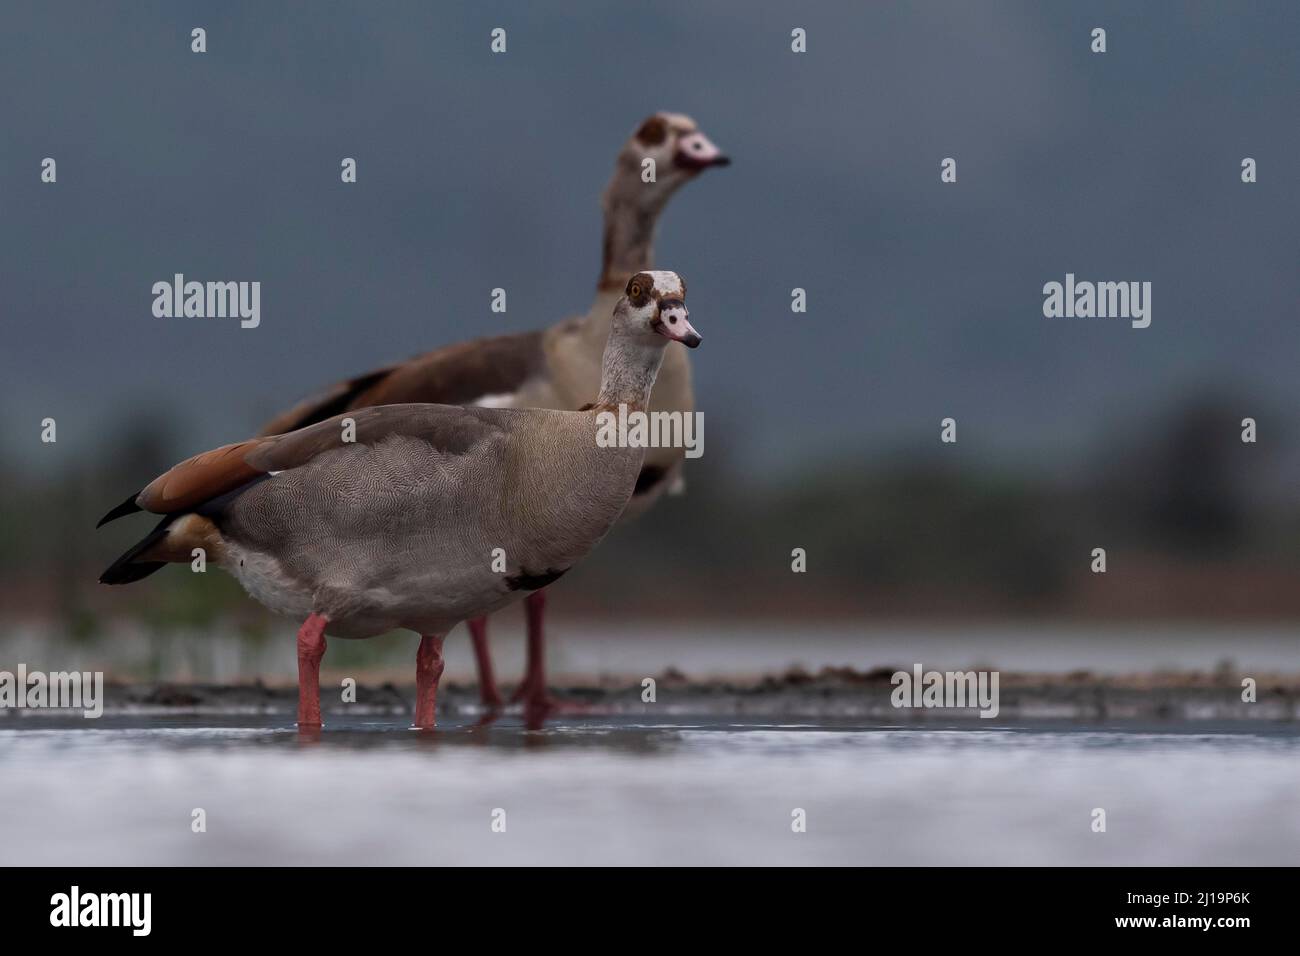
left=607, top=113, right=730, bottom=211
left=615, top=271, right=701, bottom=349
left=597, top=113, right=727, bottom=291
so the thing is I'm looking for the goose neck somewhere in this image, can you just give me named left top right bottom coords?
left=595, top=335, right=666, bottom=410
left=596, top=187, right=665, bottom=293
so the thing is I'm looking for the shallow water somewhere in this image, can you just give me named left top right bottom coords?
left=2, top=715, right=1297, bottom=865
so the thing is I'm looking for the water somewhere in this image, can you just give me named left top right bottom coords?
left=2, top=715, right=1297, bottom=865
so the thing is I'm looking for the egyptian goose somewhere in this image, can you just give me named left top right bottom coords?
left=98, top=273, right=700, bottom=730
left=257, top=113, right=728, bottom=717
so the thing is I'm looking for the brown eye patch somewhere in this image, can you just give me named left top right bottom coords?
left=626, top=272, right=654, bottom=306
left=635, top=116, right=667, bottom=146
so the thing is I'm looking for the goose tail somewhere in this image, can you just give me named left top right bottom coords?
left=99, top=515, right=176, bottom=585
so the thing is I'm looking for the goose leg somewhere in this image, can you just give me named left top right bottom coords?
left=467, top=617, right=504, bottom=709
left=414, top=633, right=447, bottom=729
left=296, top=612, right=329, bottom=729
left=511, top=591, right=591, bottom=727
left=511, top=589, right=549, bottom=709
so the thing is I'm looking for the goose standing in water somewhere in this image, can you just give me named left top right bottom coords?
left=257, top=113, right=728, bottom=717
left=99, top=273, right=701, bottom=730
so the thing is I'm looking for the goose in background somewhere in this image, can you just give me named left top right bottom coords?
left=99, top=273, right=701, bottom=730
left=257, top=113, right=728, bottom=717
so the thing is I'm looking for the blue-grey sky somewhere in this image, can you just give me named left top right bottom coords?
left=3, top=1, right=1298, bottom=486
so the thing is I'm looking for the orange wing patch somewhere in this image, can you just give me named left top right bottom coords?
left=138, top=439, right=266, bottom=514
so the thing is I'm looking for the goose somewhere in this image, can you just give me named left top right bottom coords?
left=98, top=272, right=701, bottom=729
left=257, top=112, right=728, bottom=716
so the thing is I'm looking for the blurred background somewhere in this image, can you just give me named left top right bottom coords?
left=2, top=0, right=1298, bottom=684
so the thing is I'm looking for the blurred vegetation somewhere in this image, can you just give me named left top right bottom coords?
left=2, top=390, right=1298, bottom=645
left=580, top=389, right=1300, bottom=620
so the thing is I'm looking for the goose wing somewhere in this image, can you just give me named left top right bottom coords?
left=258, top=330, right=546, bottom=436
left=102, top=404, right=508, bottom=522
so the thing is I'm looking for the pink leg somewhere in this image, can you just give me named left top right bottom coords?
left=414, top=633, right=446, bottom=729
left=468, top=617, right=504, bottom=709
left=296, top=612, right=329, bottom=729
left=511, top=589, right=549, bottom=706
left=510, top=591, right=592, bottom=727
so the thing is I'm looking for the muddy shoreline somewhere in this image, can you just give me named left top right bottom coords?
left=4, top=667, right=1293, bottom=722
